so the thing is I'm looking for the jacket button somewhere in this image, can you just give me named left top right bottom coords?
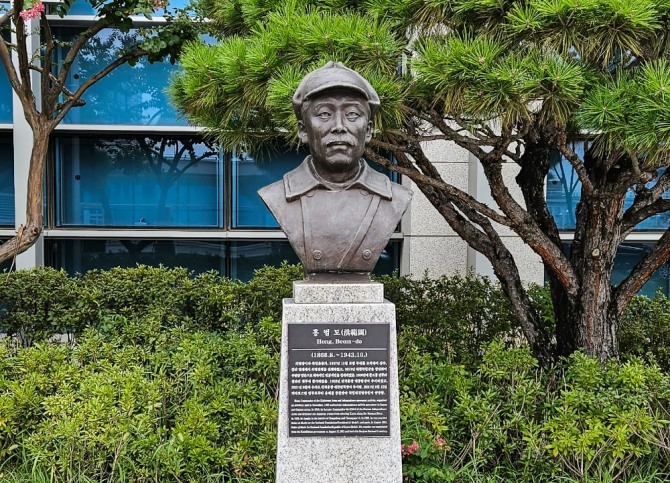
left=313, top=250, right=322, bottom=260
left=362, top=249, right=372, bottom=260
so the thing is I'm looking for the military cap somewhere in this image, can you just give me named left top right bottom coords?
left=292, top=61, right=380, bottom=120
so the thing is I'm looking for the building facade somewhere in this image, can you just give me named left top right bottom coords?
left=1, top=2, right=669, bottom=295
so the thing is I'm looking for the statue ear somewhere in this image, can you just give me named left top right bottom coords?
left=365, top=120, right=372, bottom=143
left=298, top=121, right=309, bottom=143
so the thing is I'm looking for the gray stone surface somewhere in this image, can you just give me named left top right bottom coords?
left=276, top=283, right=402, bottom=483
left=293, top=280, right=384, bottom=304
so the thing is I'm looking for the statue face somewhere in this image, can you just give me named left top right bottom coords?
left=298, top=89, right=372, bottom=178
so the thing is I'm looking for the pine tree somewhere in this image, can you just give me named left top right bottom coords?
left=171, top=0, right=670, bottom=363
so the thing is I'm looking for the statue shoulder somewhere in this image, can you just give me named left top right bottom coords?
left=257, top=179, right=287, bottom=211
left=391, top=181, right=413, bottom=211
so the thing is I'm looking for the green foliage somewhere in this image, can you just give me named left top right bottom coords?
left=170, top=3, right=407, bottom=151
left=0, top=264, right=302, bottom=346
left=171, top=0, right=667, bottom=150
left=1, top=266, right=670, bottom=481
left=399, top=341, right=670, bottom=482
left=620, top=291, right=670, bottom=371
left=379, top=272, right=520, bottom=367
left=169, top=0, right=670, bottom=366
left=0, top=316, right=280, bottom=482
left=0, top=268, right=81, bottom=346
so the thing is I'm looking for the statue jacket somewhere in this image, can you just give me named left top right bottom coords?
left=258, top=157, right=412, bottom=274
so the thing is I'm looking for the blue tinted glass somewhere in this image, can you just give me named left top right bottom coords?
left=623, top=168, right=670, bottom=230
left=0, top=136, right=14, bottom=226
left=232, top=148, right=397, bottom=228
left=547, top=143, right=584, bottom=230
left=0, top=32, right=11, bottom=123
left=230, top=240, right=301, bottom=281
left=64, top=0, right=192, bottom=15
left=232, top=148, right=306, bottom=228
left=47, top=239, right=226, bottom=275
left=548, top=142, right=670, bottom=230
left=47, top=238, right=400, bottom=279
left=55, top=27, right=186, bottom=125
left=374, top=241, right=401, bottom=277
left=56, top=135, right=222, bottom=227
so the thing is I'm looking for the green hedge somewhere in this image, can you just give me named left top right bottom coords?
left=0, top=264, right=302, bottom=345
left=0, top=266, right=669, bottom=482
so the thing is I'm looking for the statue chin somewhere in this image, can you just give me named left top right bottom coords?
left=318, top=159, right=359, bottom=176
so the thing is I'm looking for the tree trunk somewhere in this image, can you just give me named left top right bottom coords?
left=556, top=188, right=624, bottom=361
left=0, top=124, right=49, bottom=266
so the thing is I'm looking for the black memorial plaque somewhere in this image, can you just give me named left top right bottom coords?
left=287, top=323, right=390, bottom=437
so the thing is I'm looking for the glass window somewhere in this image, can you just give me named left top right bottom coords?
left=232, top=148, right=398, bottom=229
left=229, top=240, right=300, bottom=281
left=56, top=135, right=222, bottom=227
left=548, top=141, right=670, bottom=230
left=61, top=0, right=192, bottom=16
left=232, top=148, right=306, bottom=228
left=47, top=238, right=227, bottom=275
left=0, top=31, right=11, bottom=123
left=47, top=238, right=401, bottom=280
left=0, top=136, right=14, bottom=226
left=54, top=27, right=186, bottom=126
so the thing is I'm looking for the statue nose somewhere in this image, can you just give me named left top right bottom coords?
left=331, top=113, right=346, bottom=133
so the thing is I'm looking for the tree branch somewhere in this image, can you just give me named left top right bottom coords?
left=621, top=169, right=670, bottom=233
left=40, top=10, right=56, bottom=113
left=396, top=147, right=554, bottom=363
left=365, top=145, right=512, bottom=227
left=0, top=8, right=12, bottom=26
left=614, top=229, right=670, bottom=316
left=12, top=8, right=39, bottom=108
left=28, top=65, right=85, bottom=105
left=0, top=8, right=39, bottom=126
left=55, top=20, right=111, bottom=89
left=53, top=49, right=149, bottom=125
left=556, top=131, right=594, bottom=195
left=479, top=143, right=579, bottom=297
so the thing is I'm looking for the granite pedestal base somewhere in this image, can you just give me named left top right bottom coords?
left=276, top=280, right=402, bottom=483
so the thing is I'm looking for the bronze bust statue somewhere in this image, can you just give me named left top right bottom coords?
left=258, top=62, right=412, bottom=276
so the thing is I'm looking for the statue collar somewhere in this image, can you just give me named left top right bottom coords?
left=283, top=156, right=393, bottom=202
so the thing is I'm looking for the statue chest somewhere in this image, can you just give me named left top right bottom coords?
left=299, top=189, right=382, bottom=272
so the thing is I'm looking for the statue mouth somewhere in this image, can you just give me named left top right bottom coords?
left=326, top=139, right=356, bottom=147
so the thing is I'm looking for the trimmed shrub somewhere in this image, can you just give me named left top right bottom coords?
left=380, top=273, right=520, bottom=366
left=619, top=291, right=670, bottom=371
left=0, top=315, right=280, bottom=482
left=399, top=341, right=670, bottom=482
left=0, top=263, right=303, bottom=346
left=1, top=265, right=670, bottom=482
left=0, top=268, right=81, bottom=345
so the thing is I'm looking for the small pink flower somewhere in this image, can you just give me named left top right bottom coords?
left=19, top=1, right=44, bottom=20
left=150, top=0, right=168, bottom=11
left=401, top=440, right=420, bottom=456
left=435, top=435, right=449, bottom=451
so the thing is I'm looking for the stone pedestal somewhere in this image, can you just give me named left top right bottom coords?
left=276, top=280, right=402, bottom=483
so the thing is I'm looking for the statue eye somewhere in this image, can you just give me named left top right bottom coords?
left=317, top=111, right=331, bottom=120
left=346, top=111, right=361, bottom=120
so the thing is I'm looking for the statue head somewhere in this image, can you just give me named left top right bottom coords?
left=293, top=62, right=380, bottom=182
